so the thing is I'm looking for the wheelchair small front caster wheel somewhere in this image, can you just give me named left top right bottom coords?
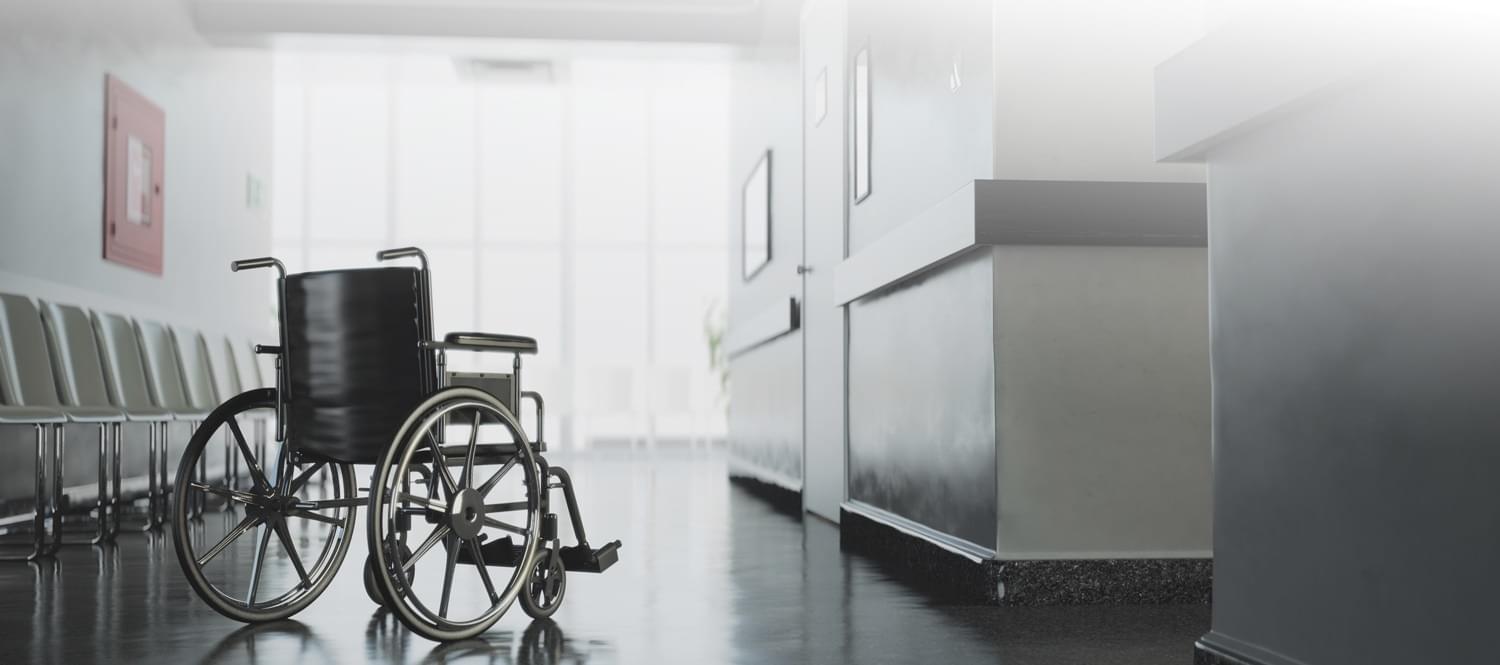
left=363, top=544, right=415, bottom=607
left=521, top=549, right=566, bottom=619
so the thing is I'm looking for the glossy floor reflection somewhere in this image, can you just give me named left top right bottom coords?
left=0, top=451, right=1207, bottom=664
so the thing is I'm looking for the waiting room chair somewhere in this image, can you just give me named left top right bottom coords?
left=173, top=327, right=232, bottom=515
left=93, top=312, right=176, bottom=530
left=0, top=293, right=116, bottom=553
left=135, top=320, right=210, bottom=522
left=0, top=295, right=66, bottom=561
left=231, top=338, right=272, bottom=465
left=46, top=302, right=175, bottom=537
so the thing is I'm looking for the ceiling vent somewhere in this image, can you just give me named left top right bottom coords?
left=453, top=57, right=557, bottom=84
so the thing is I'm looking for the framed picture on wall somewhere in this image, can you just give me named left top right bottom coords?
left=853, top=46, right=871, bottom=203
left=104, top=75, right=166, bottom=274
left=742, top=150, right=772, bottom=280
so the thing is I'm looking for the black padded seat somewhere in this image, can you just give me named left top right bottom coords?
left=442, top=332, right=538, bottom=355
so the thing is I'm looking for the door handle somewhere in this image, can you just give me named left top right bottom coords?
left=797, top=265, right=813, bottom=275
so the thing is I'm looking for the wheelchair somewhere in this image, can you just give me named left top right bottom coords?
left=169, top=247, right=620, bottom=641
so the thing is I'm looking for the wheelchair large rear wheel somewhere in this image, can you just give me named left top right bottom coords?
left=172, top=389, right=359, bottom=623
left=368, top=387, right=543, bottom=641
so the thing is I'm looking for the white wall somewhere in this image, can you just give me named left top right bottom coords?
left=0, top=1, right=273, bottom=337
left=725, top=0, right=806, bottom=484
left=846, top=0, right=995, bottom=252
left=992, top=0, right=1206, bottom=183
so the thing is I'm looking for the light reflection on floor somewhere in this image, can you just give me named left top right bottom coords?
left=0, top=451, right=1207, bottom=664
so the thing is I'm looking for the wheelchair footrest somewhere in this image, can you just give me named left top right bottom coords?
left=453, top=536, right=621, bottom=573
left=559, top=540, right=621, bottom=573
left=456, top=536, right=525, bottom=567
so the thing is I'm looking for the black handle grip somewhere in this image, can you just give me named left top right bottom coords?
left=230, top=257, right=285, bottom=276
left=376, top=247, right=424, bottom=261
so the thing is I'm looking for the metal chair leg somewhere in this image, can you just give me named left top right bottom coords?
left=110, top=422, right=123, bottom=540
left=157, top=422, right=170, bottom=527
left=50, top=423, right=63, bottom=554
left=93, top=424, right=110, bottom=544
left=0, top=425, right=53, bottom=561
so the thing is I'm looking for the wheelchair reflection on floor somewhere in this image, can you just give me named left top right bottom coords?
left=170, top=247, right=621, bottom=642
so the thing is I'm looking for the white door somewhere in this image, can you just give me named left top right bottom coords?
left=800, top=0, right=848, bottom=522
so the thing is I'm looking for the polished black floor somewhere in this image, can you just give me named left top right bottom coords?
left=0, top=451, right=1207, bottom=664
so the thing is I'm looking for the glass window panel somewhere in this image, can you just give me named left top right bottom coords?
left=476, top=249, right=562, bottom=373
left=479, top=85, right=564, bottom=246
left=305, top=244, right=379, bottom=272
left=571, top=60, right=649, bottom=246
left=426, top=248, right=478, bottom=336
left=306, top=82, right=388, bottom=242
left=271, top=74, right=305, bottom=244
left=393, top=82, right=476, bottom=244
left=573, top=248, right=646, bottom=366
left=651, top=61, right=731, bottom=248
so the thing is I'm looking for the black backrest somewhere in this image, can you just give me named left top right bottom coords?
left=285, top=267, right=427, bottom=463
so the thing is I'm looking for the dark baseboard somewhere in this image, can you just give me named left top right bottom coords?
left=728, top=473, right=802, bottom=520
left=998, top=558, right=1212, bottom=605
left=840, top=506, right=1001, bottom=604
left=1194, top=640, right=1262, bottom=665
left=841, top=505, right=1213, bottom=606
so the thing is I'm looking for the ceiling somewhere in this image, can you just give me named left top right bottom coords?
left=191, top=0, right=775, bottom=46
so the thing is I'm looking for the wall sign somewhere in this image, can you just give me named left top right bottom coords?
left=742, top=150, right=771, bottom=280
left=853, top=46, right=871, bottom=203
left=104, top=75, right=166, bottom=275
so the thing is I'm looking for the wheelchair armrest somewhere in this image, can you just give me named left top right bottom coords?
left=427, top=332, right=538, bottom=355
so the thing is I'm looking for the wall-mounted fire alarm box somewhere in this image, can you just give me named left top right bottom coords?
left=104, top=74, right=166, bottom=275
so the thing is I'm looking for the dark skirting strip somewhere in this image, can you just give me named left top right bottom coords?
left=841, top=506, right=1213, bottom=606
left=728, top=473, right=803, bottom=520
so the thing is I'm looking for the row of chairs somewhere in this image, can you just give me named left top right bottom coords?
left=0, top=292, right=271, bottom=561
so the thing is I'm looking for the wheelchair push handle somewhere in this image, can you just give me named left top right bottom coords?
left=376, top=247, right=429, bottom=269
left=230, top=257, right=286, bottom=278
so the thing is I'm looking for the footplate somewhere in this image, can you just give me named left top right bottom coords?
left=455, top=536, right=526, bottom=567
left=453, top=537, right=622, bottom=573
left=558, top=540, right=621, bottom=573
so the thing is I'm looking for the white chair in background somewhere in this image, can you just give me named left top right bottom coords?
left=92, top=311, right=177, bottom=530
left=0, top=293, right=117, bottom=552
left=134, top=319, right=211, bottom=522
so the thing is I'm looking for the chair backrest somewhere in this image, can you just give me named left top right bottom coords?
left=0, top=293, right=63, bottom=408
left=284, top=267, right=425, bottom=463
left=92, top=311, right=157, bottom=411
left=172, top=327, right=219, bottom=411
left=207, top=335, right=243, bottom=401
left=135, top=319, right=192, bottom=411
left=39, top=301, right=114, bottom=409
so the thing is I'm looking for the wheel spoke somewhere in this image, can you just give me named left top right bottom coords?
left=402, top=524, right=450, bottom=573
left=273, top=520, right=312, bottom=590
left=475, top=456, right=518, bottom=497
left=298, top=497, right=366, bottom=510
left=460, top=410, right=480, bottom=489
left=468, top=540, right=499, bottom=604
left=286, top=462, right=326, bottom=495
left=196, top=514, right=261, bottom=567
left=246, top=523, right=272, bottom=605
left=439, top=534, right=459, bottom=616
left=226, top=416, right=270, bottom=491
left=288, top=509, right=341, bottom=526
left=481, top=517, right=527, bottom=536
left=483, top=501, right=528, bottom=512
left=424, top=431, right=460, bottom=497
left=189, top=482, right=260, bottom=505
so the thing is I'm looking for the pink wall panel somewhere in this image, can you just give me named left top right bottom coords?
left=104, top=74, right=166, bottom=275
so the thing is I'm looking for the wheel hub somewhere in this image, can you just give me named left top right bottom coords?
left=447, top=488, right=485, bottom=539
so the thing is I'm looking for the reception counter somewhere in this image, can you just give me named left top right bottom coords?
left=839, top=178, right=1212, bottom=603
